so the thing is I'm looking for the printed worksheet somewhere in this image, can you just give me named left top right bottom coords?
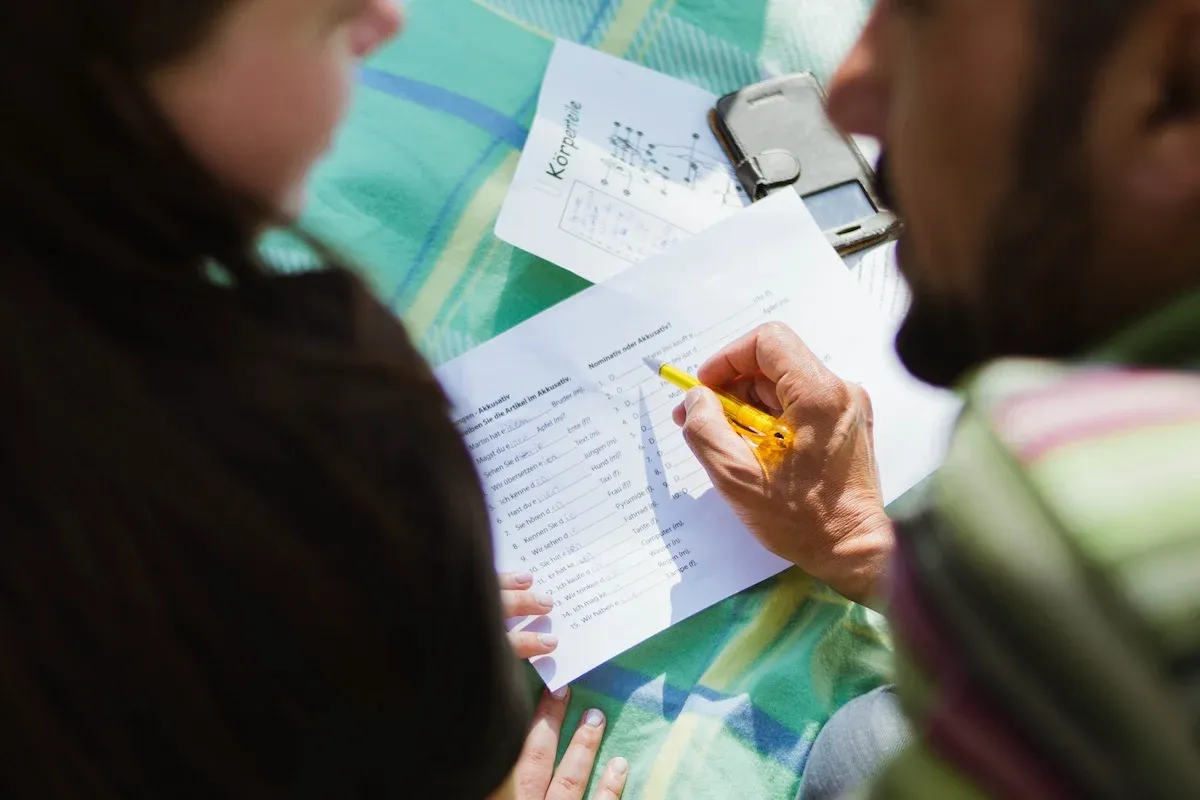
left=440, top=193, right=959, bottom=691
left=495, top=40, right=748, bottom=283
left=846, top=239, right=911, bottom=329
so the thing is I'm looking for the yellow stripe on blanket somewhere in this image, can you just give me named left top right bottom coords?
left=405, top=151, right=521, bottom=339
left=471, top=0, right=556, bottom=42
left=642, top=712, right=705, bottom=800
left=600, top=0, right=661, bottom=55
left=702, top=570, right=815, bottom=693
left=631, top=0, right=678, bottom=63
left=641, top=571, right=815, bottom=796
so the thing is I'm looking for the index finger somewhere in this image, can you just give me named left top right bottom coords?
left=514, top=687, right=571, bottom=800
left=696, top=322, right=827, bottom=388
left=498, top=572, right=535, bottom=591
left=545, top=709, right=607, bottom=800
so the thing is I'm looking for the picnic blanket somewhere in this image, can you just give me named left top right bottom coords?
left=265, top=1, right=890, bottom=797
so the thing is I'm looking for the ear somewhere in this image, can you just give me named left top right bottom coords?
left=1097, top=0, right=1200, bottom=209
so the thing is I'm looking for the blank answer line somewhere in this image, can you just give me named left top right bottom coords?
left=571, top=519, right=628, bottom=551
left=625, top=574, right=677, bottom=603
left=692, top=322, right=761, bottom=359
left=561, top=532, right=638, bottom=575
left=648, top=393, right=683, bottom=415
left=593, top=545, right=643, bottom=572
left=654, top=429, right=684, bottom=448
left=609, top=566, right=664, bottom=598
left=639, top=393, right=684, bottom=421
left=663, top=439, right=691, bottom=458
left=554, top=471, right=593, bottom=495
left=640, top=413, right=674, bottom=431
left=616, top=361, right=646, bottom=380
left=589, top=533, right=639, bottom=562
left=559, top=484, right=604, bottom=510
left=575, top=507, right=621, bottom=534
left=690, top=301, right=758, bottom=341
left=546, top=460, right=586, bottom=482
left=679, top=480, right=714, bottom=498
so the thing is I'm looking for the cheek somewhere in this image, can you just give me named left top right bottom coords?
left=171, top=49, right=354, bottom=212
left=888, top=75, right=971, bottom=294
left=887, top=25, right=1026, bottom=300
left=242, top=56, right=352, bottom=204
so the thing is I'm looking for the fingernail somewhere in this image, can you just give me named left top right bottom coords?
left=513, top=572, right=534, bottom=586
left=684, top=388, right=704, bottom=412
left=539, top=633, right=559, bottom=648
left=585, top=709, right=604, bottom=727
left=535, top=593, right=554, bottom=609
left=552, top=685, right=570, bottom=700
left=609, top=756, right=629, bottom=776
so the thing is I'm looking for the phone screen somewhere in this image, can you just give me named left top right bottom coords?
left=801, top=181, right=877, bottom=232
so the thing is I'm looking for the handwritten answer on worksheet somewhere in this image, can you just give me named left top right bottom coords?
left=438, top=193, right=960, bottom=691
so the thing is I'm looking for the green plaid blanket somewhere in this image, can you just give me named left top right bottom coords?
left=267, top=2, right=890, bottom=797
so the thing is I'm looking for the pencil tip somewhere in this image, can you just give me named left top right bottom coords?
left=643, top=356, right=664, bottom=372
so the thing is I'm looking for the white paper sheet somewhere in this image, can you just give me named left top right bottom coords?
left=845, top=240, right=912, bottom=329
left=495, top=40, right=749, bottom=284
left=439, top=193, right=960, bottom=691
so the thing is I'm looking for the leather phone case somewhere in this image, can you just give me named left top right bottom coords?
left=709, top=73, right=899, bottom=255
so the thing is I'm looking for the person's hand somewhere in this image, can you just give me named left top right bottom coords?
left=511, top=687, right=628, bottom=800
left=671, top=322, right=894, bottom=607
left=500, top=572, right=559, bottom=660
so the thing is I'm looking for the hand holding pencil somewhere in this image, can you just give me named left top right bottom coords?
left=643, top=357, right=792, bottom=447
left=664, top=322, right=894, bottom=610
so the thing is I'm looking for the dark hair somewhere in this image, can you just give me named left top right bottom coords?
left=0, top=2, right=524, bottom=796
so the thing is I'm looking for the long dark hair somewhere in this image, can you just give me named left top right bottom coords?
left=0, top=2, right=522, bottom=796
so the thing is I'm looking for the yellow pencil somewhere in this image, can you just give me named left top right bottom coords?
left=643, top=357, right=792, bottom=444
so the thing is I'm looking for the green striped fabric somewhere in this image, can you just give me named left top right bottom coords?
left=872, top=290, right=1200, bottom=797
left=265, top=2, right=893, bottom=798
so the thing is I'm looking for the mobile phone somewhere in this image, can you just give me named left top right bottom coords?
left=709, top=73, right=899, bottom=256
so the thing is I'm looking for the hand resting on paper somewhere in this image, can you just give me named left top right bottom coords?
left=671, top=322, right=894, bottom=609
left=500, top=572, right=559, bottom=660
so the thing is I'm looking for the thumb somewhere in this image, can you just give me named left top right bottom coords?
left=681, top=388, right=755, bottom=485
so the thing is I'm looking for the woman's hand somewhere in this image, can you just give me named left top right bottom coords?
left=509, top=687, right=628, bottom=800
left=500, top=572, right=559, bottom=660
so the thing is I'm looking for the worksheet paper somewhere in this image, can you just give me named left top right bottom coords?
left=495, top=40, right=748, bottom=284
left=846, top=239, right=911, bottom=329
left=439, top=193, right=960, bottom=691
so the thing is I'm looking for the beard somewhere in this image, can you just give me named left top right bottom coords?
left=880, top=143, right=1101, bottom=389
left=879, top=7, right=1144, bottom=390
